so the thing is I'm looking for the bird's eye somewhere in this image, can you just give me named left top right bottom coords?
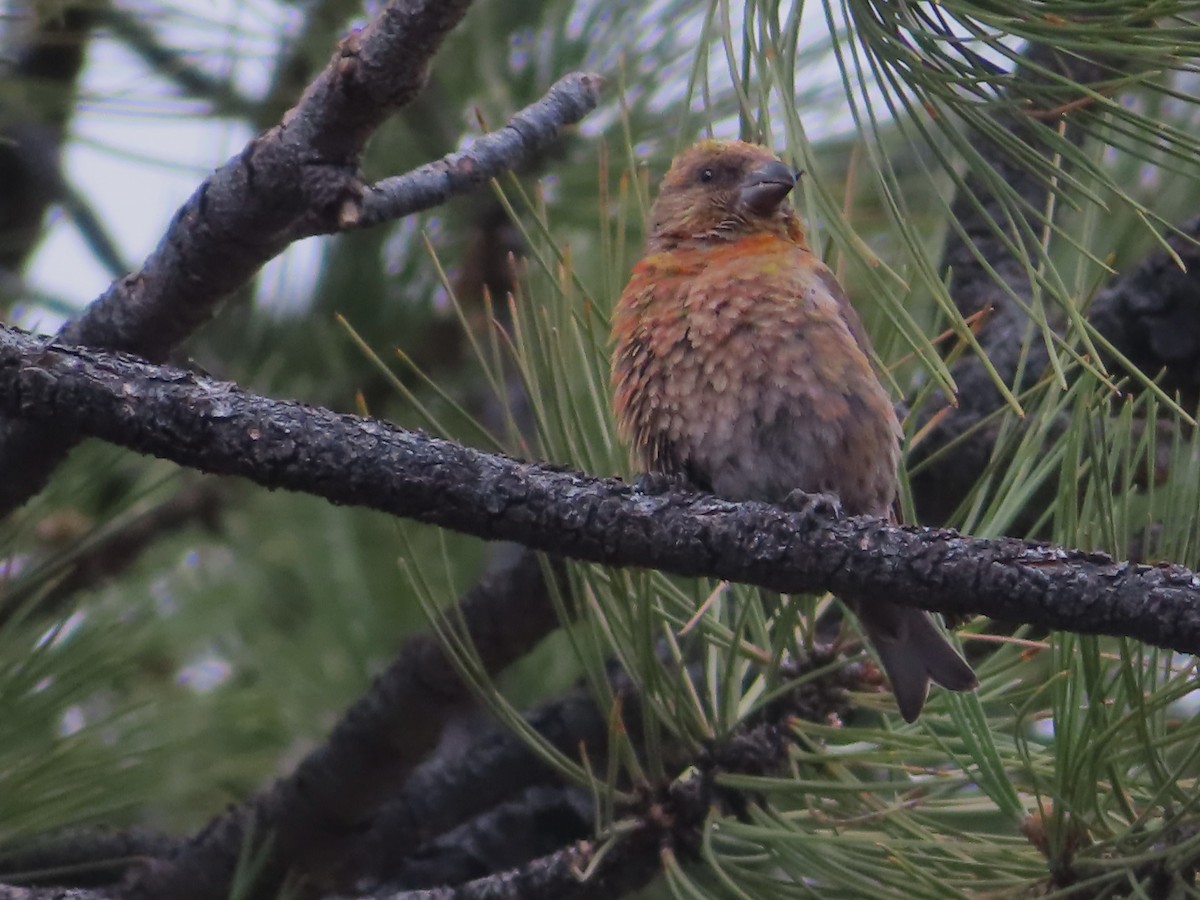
left=699, top=168, right=715, bottom=183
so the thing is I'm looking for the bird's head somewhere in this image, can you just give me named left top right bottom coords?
left=647, top=139, right=805, bottom=249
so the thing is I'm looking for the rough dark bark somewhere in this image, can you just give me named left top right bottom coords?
left=1090, top=216, right=1200, bottom=401
left=119, top=551, right=564, bottom=900
left=360, top=655, right=854, bottom=900
left=373, top=785, right=593, bottom=892
left=342, top=689, right=605, bottom=890
left=1, top=325, right=1198, bottom=658
left=0, top=0, right=600, bottom=517
left=0, top=828, right=175, bottom=890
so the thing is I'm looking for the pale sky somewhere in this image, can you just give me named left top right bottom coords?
left=21, top=0, right=322, bottom=327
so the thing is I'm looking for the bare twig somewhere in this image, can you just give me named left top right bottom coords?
left=1, top=325, right=1197, bottom=657
left=350, top=74, right=602, bottom=229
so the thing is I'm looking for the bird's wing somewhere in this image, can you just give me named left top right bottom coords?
left=811, top=264, right=879, bottom=361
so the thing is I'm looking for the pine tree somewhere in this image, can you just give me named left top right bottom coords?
left=1, top=2, right=1199, bottom=897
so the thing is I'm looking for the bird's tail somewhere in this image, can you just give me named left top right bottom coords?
left=848, top=598, right=977, bottom=722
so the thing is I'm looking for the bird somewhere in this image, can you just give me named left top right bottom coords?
left=610, top=138, right=977, bottom=721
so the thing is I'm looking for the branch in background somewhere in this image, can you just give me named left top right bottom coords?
left=374, top=785, right=593, bottom=893
left=351, top=653, right=664, bottom=891
left=97, top=8, right=257, bottom=119
left=0, top=626, right=846, bottom=896
left=0, top=0, right=598, bottom=517
left=1090, top=216, right=1200, bottom=401
left=319, top=630, right=858, bottom=893
left=349, top=74, right=601, bottom=229
left=258, top=0, right=366, bottom=128
left=0, top=827, right=176, bottom=889
left=369, top=784, right=675, bottom=899
left=910, top=44, right=1122, bottom=524
left=2, top=326, right=1198, bottom=657
left=0, top=644, right=600, bottom=895
left=341, top=688, right=606, bottom=890
left=0, top=4, right=95, bottom=280
left=364, top=656, right=854, bottom=900
left=368, top=814, right=668, bottom=900
left=0, top=888, right=111, bottom=900
left=120, top=550, right=564, bottom=900
left=56, top=184, right=129, bottom=280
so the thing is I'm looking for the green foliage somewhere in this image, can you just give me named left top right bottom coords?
left=0, top=482, right=454, bottom=837
left=5, top=0, right=1200, bottom=897
left=385, top=2, right=1200, bottom=895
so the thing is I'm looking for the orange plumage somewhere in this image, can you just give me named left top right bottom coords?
left=611, top=139, right=976, bottom=721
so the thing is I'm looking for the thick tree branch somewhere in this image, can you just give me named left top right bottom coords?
left=0, top=0, right=599, bottom=516
left=119, top=550, right=563, bottom=900
left=0, top=828, right=176, bottom=889
left=372, top=785, right=592, bottom=892
left=360, top=655, right=853, bottom=900
left=365, top=824, right=666, bottom=900
left=2, top=325, right=1198, bottom=656
left=343, top=689, right=605, bottom=890
left=70, top=0, right=480, bottom=357
left=0, top=889, right=111, bottom=900
left=1090, top=216, right=1200, bottom=399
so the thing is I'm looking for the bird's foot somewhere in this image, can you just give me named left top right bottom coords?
left=781, top=489, right=843, bottom=523
left=633, top=470, right=694, bottom=496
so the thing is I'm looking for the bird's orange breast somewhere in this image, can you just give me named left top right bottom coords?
left=610, top=233, right=901, bottom=513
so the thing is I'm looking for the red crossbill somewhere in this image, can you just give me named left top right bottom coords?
left=611, top=139, right=977, bottom=721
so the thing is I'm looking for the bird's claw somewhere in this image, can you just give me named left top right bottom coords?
left=633, top=471, right=693, bottom=496
left=782, top=489, right=843, bottom=522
